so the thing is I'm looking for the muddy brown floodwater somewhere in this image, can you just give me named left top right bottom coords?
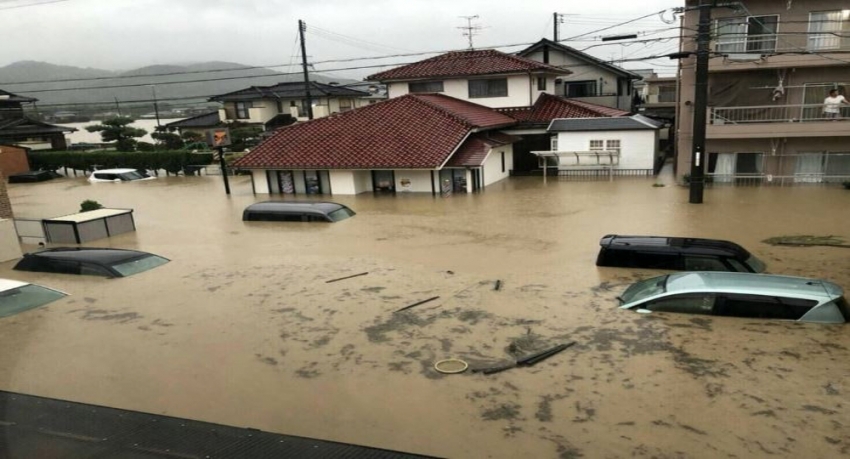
left=1, top=173, right=849, bottom=458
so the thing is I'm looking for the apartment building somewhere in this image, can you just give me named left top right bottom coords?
left=677, top=0, right=850, bottom=184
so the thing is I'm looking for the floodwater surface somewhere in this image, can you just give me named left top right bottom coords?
left=1, top=174, right=849, bottom=458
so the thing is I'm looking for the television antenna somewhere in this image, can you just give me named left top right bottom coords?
left=458, top=15, right=483, bottom=49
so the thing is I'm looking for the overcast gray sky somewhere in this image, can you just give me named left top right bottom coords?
left=1, top=0, right=682, bottom=77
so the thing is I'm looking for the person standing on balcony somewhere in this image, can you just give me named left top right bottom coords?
left=823, top=89, right=848, bottom=120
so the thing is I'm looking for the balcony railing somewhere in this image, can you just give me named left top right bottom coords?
left=710, top=104, right=850, bottom=124
left=705, top=173, right=850, bottom=187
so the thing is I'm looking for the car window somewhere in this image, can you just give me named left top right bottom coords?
left=725, top=258, right=750, bottom=272
left=0, top=284, right=67, bottom=318
left=834, top=296, right=850, bottom=321
left=110, top=255, right=170, bottom=277
left=327, top=207, right=355, bottom=222
left=80, top=264, right=113, bottom=277
left=714, top=293, right=815, bottom=320
left=683, top=256, right=728, bottom=271
left=619, top=275, right=668, bottom=304
left=44, top=259, right=82, bottom=275
left=632, top=252, right=680, bottom=270
left=118, top=171, right=146, bottom=180
left=745, top=255, right=767, bottom=273
left=645, top=293, right=715, bottom=315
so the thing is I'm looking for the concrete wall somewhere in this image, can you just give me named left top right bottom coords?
left=0, top=145, right=30, bottom=176
left=394, top=170, right=434, bottom=193
left=387, top=74, right=540, bottom=108
left=483, top=144, right=514, bottom=186
left=0, top=219, right=22, bottom=263
left=253, top=170, right=270, bottom=194
left=329, top=170, right=356, bottom=195
left=0, top=169, right=12, bottom=219
left=556, top=130, right=656, bottom=170
left=353, top=170, right=373, bottom=193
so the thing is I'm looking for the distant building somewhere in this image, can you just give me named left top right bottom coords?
left=0, top=89, right=76, bottom=150
left=677, top=0, right=850, bottom=185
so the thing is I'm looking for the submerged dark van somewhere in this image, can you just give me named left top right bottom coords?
left=596, top=234, right=766, bottom=273
left=242, top=201, right=355, bottom=222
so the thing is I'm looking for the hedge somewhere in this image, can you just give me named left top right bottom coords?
left=29, top=151, right=215, bottom=174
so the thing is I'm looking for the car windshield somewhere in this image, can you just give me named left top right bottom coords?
left=745, top=255, right=766, bottom=273
left=327, top=207, right=355, bottom=222
left=117, top=171, right=147, bottom=181
left=110, top=255, right=169, bottom=277
left=0, top=284, right=66, bottom=318
left=619, top=275, right=668, bottom=305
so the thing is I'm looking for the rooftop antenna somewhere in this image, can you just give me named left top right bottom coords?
left=458, top=15, right=482, bottom=50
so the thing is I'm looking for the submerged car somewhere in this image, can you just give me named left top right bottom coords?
left=0, top=278, right=67, bottom=318
left=596, top=234, right=766, bottom=273
left=14, top=247, right=170, bottom=278
left=242, top=201, right=355, bottom=222
left=7, top=170, right=61, bottom=184
left=618, top=272, right=849, bottom=323
left=88, top=168, right=155, bottom=183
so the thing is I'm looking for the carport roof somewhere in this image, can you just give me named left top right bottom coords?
left=232, top=93, right=516, bottom=170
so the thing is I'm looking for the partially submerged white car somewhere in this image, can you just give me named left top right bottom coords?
left=88, top=168, right=155, bottom=183
left=0, top=278, right=67, bottom=318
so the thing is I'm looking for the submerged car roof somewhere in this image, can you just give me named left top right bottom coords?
left=245, top=201, right=347, bottom=213
left=600, top=234, right=751, bottom=257
left=664, top=272, right=843, bottom=300
left=0, top=278, right=29, bottom=291
left=91, top=169, right=138, bottom=174
left=21, top=247, right=159, bottom=265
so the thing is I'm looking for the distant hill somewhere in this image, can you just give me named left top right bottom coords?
left=0, top=61, right=355, bottom=110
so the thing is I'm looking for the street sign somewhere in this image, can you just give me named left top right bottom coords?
left=206, top=128, right=232, bottom=148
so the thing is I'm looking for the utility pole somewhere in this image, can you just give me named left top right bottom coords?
left=458, top=15, right=481, bottom=50
left=554, top=12, right=560, bottom=42
left=298, top=19, right=314, bottom=120
left=114, top=97, right=121, bottom=116
left=689, top=2, right=712, bottom=204
left=148, top=85, right=161, bottom=128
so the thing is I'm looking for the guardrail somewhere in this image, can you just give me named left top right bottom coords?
left=710, top=104, right=850, bottom=124
left=705, top=173, right=850, bottom=187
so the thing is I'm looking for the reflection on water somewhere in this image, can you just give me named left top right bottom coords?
left=1, top=175, right=849, bottom=458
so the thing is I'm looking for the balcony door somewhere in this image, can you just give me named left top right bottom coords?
left=802, top=84, right=848, bottom=120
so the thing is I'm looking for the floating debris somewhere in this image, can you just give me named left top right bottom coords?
left=325, top=272, right=369, bottom=283
left=395, top=296, right=440, bottom=313
left=762, top=235, right=850, bottom=248
left=434, top=358, right=468, bottom=374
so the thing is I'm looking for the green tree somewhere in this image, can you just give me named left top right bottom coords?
left=151, top=131, right=184, bottom=150
left=181, top=131, right=203, bottom=143
left=85, top=117, right=147, bottom=152
left=230, top=125, right=263, bottom=152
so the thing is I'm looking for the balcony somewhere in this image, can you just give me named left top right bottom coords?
left=709, top=33, right=850, bottom=71
left=707, top=104, right=850, bottom=139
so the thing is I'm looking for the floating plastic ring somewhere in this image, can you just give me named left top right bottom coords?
left=434, top=358, right=469, bottom=374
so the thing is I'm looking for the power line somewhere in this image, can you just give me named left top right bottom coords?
left=564, top=9, right=672, bottom=41
left=0, top=0, right=68, bottom=10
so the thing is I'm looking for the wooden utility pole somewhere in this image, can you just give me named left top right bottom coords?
left=298, top=19, right=314, bottom=120
left=689, top=2, right=712, bottom=204
left=554, top=12, right=559, bottom=41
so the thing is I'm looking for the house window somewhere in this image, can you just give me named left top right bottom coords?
left=715, top=15, right=778, bottom=54
left=537, top=77, right=547, bottom=91
left=468, top=78, right=508, bottom=98
left=550, top=136, right=558, bottom=151
left=658, top=84, right=677, bottom=103
left=605, top=140, right=621, bottom=155
left=808, top=11, right=850, bottom=50
left=589, top=140, right=605, bottom=151
left=708, top=152, right=764, bottom=182
left=276, top=100, right=284, bottom=113
left=339, top=98, right=353, bottom=112
left=235, top=101, right=251, bottom=119
left=802, top=83, right=848, bottom=119
left=409, top=81, right=444, bottom=93
left=565, top=80, right=597, bottom=98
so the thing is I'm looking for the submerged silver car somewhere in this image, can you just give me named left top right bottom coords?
left=618, top=272, right=848, bottom=323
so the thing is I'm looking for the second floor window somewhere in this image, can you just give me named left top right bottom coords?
left=537, top=77, right=547, bottom=91
left=468, top=78, right=508, bottom=98
left=339, top=98, right=352, bottom=112
left=658, top=84, right=677, bottom=103
left=565, top=80, right=597, bottom=97
left=715, top=15, right=778, bottom=54
left=808, top=11, right=850, bottom=50
left=235, top=101, right=251, bottom=119
left=409, top=81, right=444, bottom=93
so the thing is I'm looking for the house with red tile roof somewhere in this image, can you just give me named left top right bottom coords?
left=367, top=49, right=571, bottom=109
left=232, top=93, right=518, bottom=195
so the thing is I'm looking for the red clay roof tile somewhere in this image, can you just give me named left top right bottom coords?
left=232, top=94, right=515, bottom=170
left=366, top=49, right=571, bottom=81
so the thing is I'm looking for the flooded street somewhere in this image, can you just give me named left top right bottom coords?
left=1, top=174, right=849, bottom=458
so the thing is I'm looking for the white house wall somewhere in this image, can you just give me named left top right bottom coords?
left=524, top=49, right=622, bottom=94
left=555, top=131, right=656, bottom=170
left=394, top=170, right=434, bottom=193
left=253, top=170, right=270, bottom=194
left=386, top=74, right=541, bottom=108
left=483, top=144, right=514, bottom=186
left=329, top=170, right=357, bottom=195
left=353, top=171, right=373, bottom=193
